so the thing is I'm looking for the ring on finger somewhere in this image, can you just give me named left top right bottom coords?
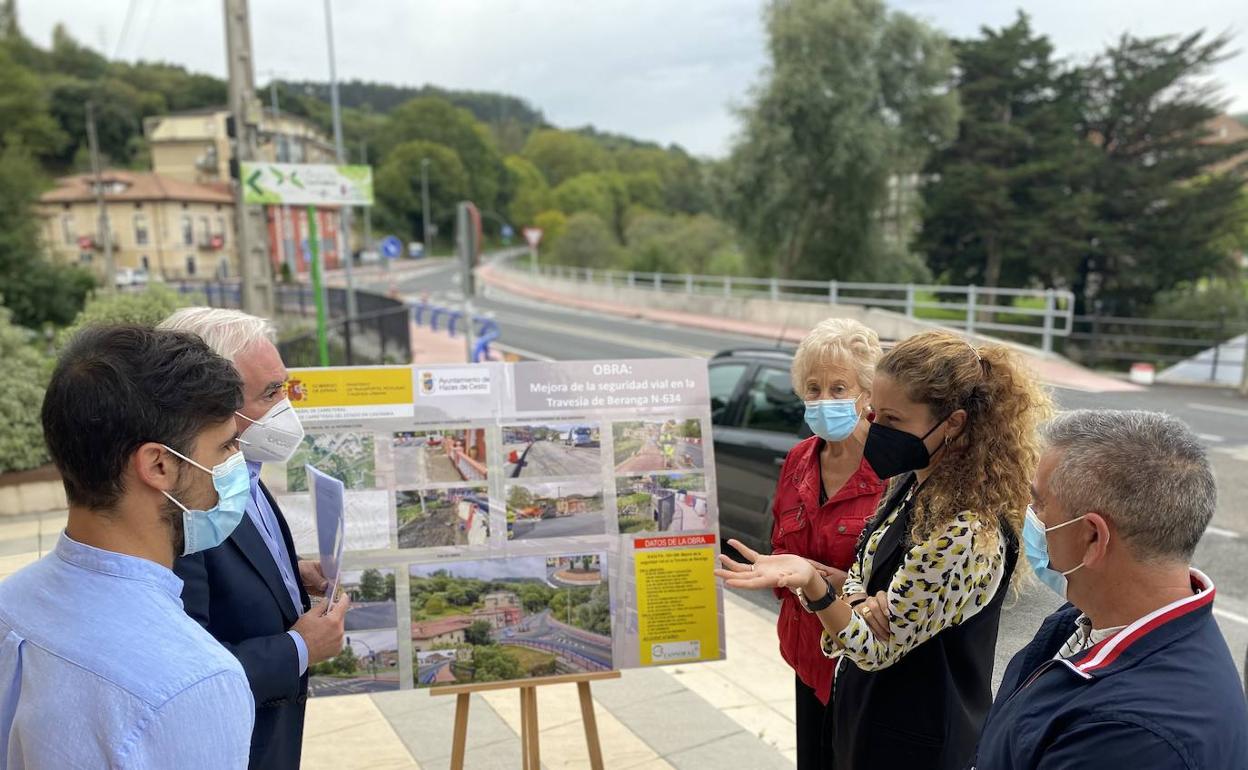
left=860, top=606, right=873, bottom=617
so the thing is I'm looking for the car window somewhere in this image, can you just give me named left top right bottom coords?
left=741, top=366, right=803, bottom=434
left=708, top=363, right=748, bottom=426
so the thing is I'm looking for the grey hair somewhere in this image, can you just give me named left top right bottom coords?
left=790, top=317, right=882, bottom=395
left=158, top=307, right=276, bottom=362
left=1043, top=409, right=1215, bottom=562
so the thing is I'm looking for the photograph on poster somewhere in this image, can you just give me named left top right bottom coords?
left=612, top=419, right=704, bottom=473
left=410, top=554, right=612, bottom=688
left=616, top=473, right=709, bottom=533
left=396, top=487, right=489, bottom=548
left=504, top=480, right=606, bottom=540
left=287, top=432, right=376, bottom=492
left=281, top=490, right=392, bottom=555
left=393, top=429, right=488, bottom=487
left=501, top=423, right=601, bottom=478
left=310, top=568, right=400, bottom=696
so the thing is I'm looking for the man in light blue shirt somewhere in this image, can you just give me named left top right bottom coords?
left=0, top=325, right=255, bottom=768
left=161, top=307, right=349, bottom=769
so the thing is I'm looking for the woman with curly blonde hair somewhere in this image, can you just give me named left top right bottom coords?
left=718, top=330, right=1052, bottom=770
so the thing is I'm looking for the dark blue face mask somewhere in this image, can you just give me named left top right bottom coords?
left=861, top=417, right=946, bottom=480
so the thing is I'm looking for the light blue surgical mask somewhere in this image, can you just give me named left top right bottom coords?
left=804, top=394, right=862, bottom=442
left=1023, top=505, right=1091, bottom=598
left=162, top=446, right=250, bottom=555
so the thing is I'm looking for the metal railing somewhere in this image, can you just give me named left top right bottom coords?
left=1065, top=314, right=1247, bottom=382
left=171, top=281, right=412, bottom=367
left=517, top=263, right=1075, bottom=352
left=410, top=301, right=500, bottom=363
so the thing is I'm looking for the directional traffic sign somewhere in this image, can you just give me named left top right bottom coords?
left=523, top=227, right=543, bottom=248
left=240, top=162, right=373, bottom=206
left=380, top=235, right=403, bottom=259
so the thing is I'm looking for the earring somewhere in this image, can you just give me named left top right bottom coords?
left=944, top=435, right=951, bottom=447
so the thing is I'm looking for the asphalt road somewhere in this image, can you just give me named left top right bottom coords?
left=512, top=512, right=607, bottom=540
left=510, top=441, right=601, bottom=477
left=345, top=601, right=397, bottom=632
left=508, top=609, right=614, bottom=669
left=378, top=260, right=1248, bottom=681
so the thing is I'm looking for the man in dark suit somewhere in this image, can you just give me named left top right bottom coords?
left=162, top=308, right=351, bottom=769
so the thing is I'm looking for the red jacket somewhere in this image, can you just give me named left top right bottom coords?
left=770, top=435, right=886, bottom=704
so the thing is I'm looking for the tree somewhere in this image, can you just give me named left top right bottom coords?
left=720, top=0, right=958, bottom=281
left=625, top=212, right=743, bottom=275
left=384, top=571, right=396, bottom=601
left=507, top=484, right=535, bottom=510
left=533, top=210, right=568, bottom=253
left=1074, top=31, right=1248, bottom=315
left=521, top=129, right=611, bottom=187
left=358, top=568, right=386, bottom=602
left=55, top=282, right=190, bottom=348
left=0, top=305, right=50, bottom=472
left=374, top=140, right=469, bottom=247
left=551, top=213, right=623, bottom=269
left=377, top=97, right=504, bottom=208
left=502, top=155, right=552, bottom=227
left=472, top=645, right=524, bottom=682
left=0, top=46, right=65, bottom=157
left=464, top=620, right=493, bottom=646
left=0, top=144, right=94, bottom=330
left=553, top=173, right=619, bottom=232
left=918, top=13, right=1095, bottom=292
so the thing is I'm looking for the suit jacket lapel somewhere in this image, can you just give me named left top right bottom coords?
left=230, top=511, right=301, bottom=624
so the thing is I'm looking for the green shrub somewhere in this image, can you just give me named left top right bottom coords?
left=0, top=306, right=52, bottom=473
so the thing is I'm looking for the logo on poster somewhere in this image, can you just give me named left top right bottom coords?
left=420, top=371, right=435, bottom=394
left=417, top=367, right=492, bottom=397
left=288, top=378, right=307, bottom=402
left=651, top=640, right=700, bottom=662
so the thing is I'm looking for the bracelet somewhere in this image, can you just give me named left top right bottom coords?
left=846, top=596, right=868, bottom=608
left=797, top=578, right=837, bottom=613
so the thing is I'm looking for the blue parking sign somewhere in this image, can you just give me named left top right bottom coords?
left=380, top=235, right=403, bottom=259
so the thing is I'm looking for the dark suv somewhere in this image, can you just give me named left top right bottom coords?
left=708, top=348, right=809, bottom=554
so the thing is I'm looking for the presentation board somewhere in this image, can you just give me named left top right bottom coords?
left=262, top=359, right=727, bottom=696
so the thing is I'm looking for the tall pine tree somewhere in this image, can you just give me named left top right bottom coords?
left=918, top=13, right=1093, bottom=292
left=1075, top=31, right=1248, bottom=316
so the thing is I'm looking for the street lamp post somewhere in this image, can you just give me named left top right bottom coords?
left=420, top=158, right=432, bottom=257
left=323, top=0, right=357, bottom=319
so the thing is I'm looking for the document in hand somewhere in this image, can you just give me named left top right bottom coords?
left=307, top=464, right=346, bottom=613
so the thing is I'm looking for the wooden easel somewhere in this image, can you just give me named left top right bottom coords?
left=431, top=670, right=622, bottom=770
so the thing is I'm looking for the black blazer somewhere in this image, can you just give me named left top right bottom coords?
left=827, top=474, right=1019, bottom=770
left=175, top=480, right=312, bottom=770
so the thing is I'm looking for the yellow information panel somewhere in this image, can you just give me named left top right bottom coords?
left=634, top=535, right=721, bottom=665
left=287, top=366, right=414, bottom=419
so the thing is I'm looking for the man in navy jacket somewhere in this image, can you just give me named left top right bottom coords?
left=973, top=410, right=1247, bottom=769
left=164, top=308, right=351, bottom=769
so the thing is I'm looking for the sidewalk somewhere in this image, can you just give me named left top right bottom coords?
left=0, top=511, right=798, bottom=769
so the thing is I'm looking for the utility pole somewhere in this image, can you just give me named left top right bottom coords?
left=360, top=139, right=373, bottom=262
left=223, top=0, right=274, bottom=315
left=421, top=158, right=432, bottom=256
left=323, top=0, right=357, bottom=319
left=85, top=101, right=116, bottom=292
left=268, top=75, right=292, bottom=276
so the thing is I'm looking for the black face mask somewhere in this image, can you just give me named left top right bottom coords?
left=863, top=419, right=945, bottom=480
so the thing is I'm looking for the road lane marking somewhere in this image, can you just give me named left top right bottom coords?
left=492, top=342, right=553, bottom=361
left=1197, top=433, right=1226, bottom=443
left=1213, top=607, right=1248, bottom=626
left=1188, top=403, right=1248, bottom=419
left=1207, top=526, right=1241, bottom=539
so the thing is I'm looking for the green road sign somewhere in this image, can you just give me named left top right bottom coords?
left=240, top=162, right=373, bottom=206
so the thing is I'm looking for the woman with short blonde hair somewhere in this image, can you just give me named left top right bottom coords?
left=770, top=317, right=886, bottom=769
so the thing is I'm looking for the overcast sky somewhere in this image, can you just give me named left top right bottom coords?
left=19, top=0, right=1248, bottom=157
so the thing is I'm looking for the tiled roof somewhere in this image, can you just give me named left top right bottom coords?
left=40, top=170, right=233, bottom=205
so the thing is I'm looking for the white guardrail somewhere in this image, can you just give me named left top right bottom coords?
left=518, top=262, right=1075, bottom=353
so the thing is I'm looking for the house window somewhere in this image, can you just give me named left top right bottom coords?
left=216, top=216, right=226, bottom=243
left=61, top=215, right=74, bottom=245
left=199, top=216, right=210, bottom=243
left=134, top=213, right=149, bottom=245
left=80, top=252, right=93, bottom=264
left=140, top=255, right=150, bottom=271
left=186, top=255, right=197, bottom=276
left=182, top=215, right=193, bottom=245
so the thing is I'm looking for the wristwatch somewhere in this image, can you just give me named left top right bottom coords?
left=796, top=578, right=837, bottom=613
